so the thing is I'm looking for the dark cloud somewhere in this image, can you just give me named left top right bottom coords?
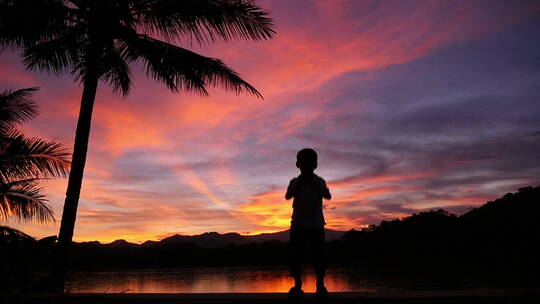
left=286, top=16, right=540, bottom=222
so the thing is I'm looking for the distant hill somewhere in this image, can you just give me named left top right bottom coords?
left=63, top=186, right=539, bottom=249
left=65, top=229, right=347, bottom=270
left=3, top=186, right=538, bottom=274
left=339, top=186, right=540, bottom=271
left=108, top=229, right=346, bottom=248
left=460, top=185, right=540, bottom=231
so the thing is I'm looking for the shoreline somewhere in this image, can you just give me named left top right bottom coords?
left=2, top=289, right=540, bottom=303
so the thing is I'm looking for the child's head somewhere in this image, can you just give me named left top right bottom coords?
left=296, top=148, right=318, bottom=174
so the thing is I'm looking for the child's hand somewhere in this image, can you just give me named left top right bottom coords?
left=290, top=178, right=300, bottom=190
left=314, top=177, right=332, bottom=200
left=285, top=178, right=300, bottom=200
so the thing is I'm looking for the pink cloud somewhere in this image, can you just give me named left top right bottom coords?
left=4, top=0, right=538, bottom=242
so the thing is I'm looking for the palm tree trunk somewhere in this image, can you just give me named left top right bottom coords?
left=52, top=67, right=99, bottom=292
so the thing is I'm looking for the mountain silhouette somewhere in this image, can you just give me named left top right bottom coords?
left=104, top=239, right=138, bottom=248
left=117, top=229, right=346, bottom=248
left=2, top=186, right=539, bottom=288
left=336, top=186, right=540, bottom=280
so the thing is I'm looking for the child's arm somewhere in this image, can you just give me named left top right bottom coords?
left=285, top=178, right=298, bottom=200
left=317, top=178, right=332, bottom=200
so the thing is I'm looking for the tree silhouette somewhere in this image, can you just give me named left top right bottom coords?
left=0, top=88, right=70, bottom=223
left=0, top=0, right=274, bottom=290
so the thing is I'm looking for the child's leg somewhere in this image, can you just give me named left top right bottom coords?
left=289, top=224, right=306, bottom=288
left=311, top=226, right=327, bottom=288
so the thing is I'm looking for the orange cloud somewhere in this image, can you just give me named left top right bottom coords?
left=6, top=0, right=538, bottom=243
left=324, top=215, right=364, bottom=231
left=92, top=100, right=170, bottom=155
left=237, top=188, right=291, bottom=233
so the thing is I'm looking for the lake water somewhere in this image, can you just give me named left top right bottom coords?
left=65, top=266, right=485, bottom=293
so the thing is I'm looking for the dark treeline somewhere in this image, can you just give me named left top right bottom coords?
left=2, top=186, right=539, bottom=291
left=67, top=186, right=540, bottom=272
left=334, top=187, right=540, bottom=273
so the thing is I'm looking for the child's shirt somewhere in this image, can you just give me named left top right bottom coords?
left=286, top=174, right=331, bottom=228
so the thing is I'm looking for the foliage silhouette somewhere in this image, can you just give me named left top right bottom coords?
left=1, top=0, right=275, bottom=291
left=0, top=88, right=70, bottom=222
left=0, top=226, right=40, bottom=293
left=335, top=186, right=540, bottom=287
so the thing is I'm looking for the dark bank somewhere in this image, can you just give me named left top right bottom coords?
left=2, top=186, right=540, bottom=294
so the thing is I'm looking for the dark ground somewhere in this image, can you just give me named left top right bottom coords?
left=2, top=289, right=540, bottom=304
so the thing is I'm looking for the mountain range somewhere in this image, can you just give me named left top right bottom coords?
left=98, top=229, right=346, bottom=248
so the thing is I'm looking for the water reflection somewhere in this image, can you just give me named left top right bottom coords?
left=65, top=266, right=481, bottom=293
left=66, top=267, right=369, bottom=293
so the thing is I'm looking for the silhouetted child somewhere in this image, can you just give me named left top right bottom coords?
left=285, top=148, right=331, bottom=298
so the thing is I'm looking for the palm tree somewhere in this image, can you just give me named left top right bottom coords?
left=0, top=87, right=70, bottom=223
left=1, top=0, right=274, bottom=290
left=0, top=87, right=70, bottom=293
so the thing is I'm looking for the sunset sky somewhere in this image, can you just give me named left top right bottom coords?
left=2, top=0, right=540, bottom=243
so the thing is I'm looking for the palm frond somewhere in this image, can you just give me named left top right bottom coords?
left=0, top=87, right=39, bottom=132
left=123, top=34, right=262, bottom=97
left=3, top=0, right=272, bottom=98
left=100, top=41, right=133, bottom=95
left=0, top=178, right=54, bottom=223
left=0, top=130, right=71, bottom=181
left=134, top=0, right=275, bottom=44
left=22, top=26, right=85, bottom=75
left=0, top=0, right=73, bottom=50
